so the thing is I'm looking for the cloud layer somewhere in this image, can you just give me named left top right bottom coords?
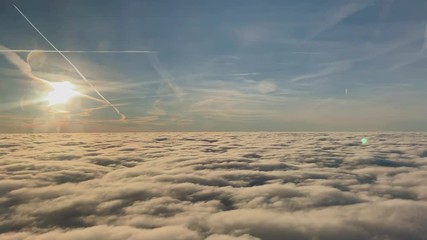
left=0, top=132, right=426, bottom=239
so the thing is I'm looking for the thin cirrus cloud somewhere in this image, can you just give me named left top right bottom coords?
left=1, top=0, right=427, bottom=131
left=13, top=4, right=126, bottom=121
left=0, top=49, right=155, bottom=53
left=305, top=1, right=373, bottom=40
left=0, top=46, right=109, bottom=111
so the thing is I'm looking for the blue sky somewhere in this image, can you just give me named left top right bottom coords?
left=0, top=0, right=426, bottom=132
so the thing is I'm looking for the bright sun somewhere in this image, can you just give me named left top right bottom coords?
left=46, top=81, right=78, bottom=106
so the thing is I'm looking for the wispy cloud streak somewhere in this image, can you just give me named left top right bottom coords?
left=290, top=63, right=350, bottom=83
left=422, top=23, right=427, bottom=53
left=148, top=53, right=183, bottom=101
left=0, top=50, right=155, bottom=53
left=13, top=4, right=126, bottom=121
left=0, top=45, right=107, bottom=109
left=308, top=2, right=371, bottom=40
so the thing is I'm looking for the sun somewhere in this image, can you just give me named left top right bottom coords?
left=46, top=81, right=78, bottom=106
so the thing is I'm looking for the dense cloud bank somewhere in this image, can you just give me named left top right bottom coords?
left=0, top=132, right=426, bottom=239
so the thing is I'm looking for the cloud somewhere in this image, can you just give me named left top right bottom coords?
left=422, top=23, right=427, bottom=53
left=0, top=133, right=427, bottom=239
left=0, top=225, right=200, bottom=240
left=0, top=45, right=125, bottom=121
left=256, top=81, right=277, bottom=94
left=0, top=50, right=154, bottom=54
left=235, top=23, right=273, bottom=46
left=13, top=5, right=126, bottom=121
left=148, top=53, right=184, bottom=101
left=308, top=1, right=372, bottom=40
left=290, top=62, right=351, bottom=83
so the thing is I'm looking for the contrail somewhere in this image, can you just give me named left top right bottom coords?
left=13, top=4, right=126, bottom=120
left=1, top=45, right=108, bottom=109
left=0, top=49, right=154, bottom=53
left=148, top=53, right=183, bottom=101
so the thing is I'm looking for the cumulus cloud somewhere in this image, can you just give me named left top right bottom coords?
left=0, top=132, right=427, bottom=239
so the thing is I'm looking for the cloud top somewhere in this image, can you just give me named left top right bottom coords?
left=0, top=132, right=426, bottom=239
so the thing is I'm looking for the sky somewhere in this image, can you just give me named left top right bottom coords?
left=0, top=0, right=427, bottom=132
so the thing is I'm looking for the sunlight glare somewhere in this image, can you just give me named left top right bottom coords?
left=46, top=81, right=78, bottom=106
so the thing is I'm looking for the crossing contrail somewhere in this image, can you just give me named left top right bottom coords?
left=0, top=45, right=108, bottom=105
left=0, top=49, right=154, bottom=53
left=13, top=4, right=126, bottom=120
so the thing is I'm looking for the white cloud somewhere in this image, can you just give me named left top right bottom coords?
left=0, top=132, right=426, bottom=239
left=256, top=81, right=277, bottom=94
